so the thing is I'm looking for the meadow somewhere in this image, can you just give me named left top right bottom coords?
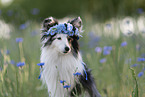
left=0, top=15, right=145, bottom=97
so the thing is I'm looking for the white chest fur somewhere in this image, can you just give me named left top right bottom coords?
left=40, top=47, right=84, bottom=97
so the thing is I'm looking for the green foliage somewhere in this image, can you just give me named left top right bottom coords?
left=130, top=68, right=138, bottom=97
left=0, top=0, right=145, bottom=23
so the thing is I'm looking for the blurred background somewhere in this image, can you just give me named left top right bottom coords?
left=0, top=0, right=145, bottom=97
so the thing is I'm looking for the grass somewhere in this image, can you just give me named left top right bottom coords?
left=0, top=17, right=145, bottom=97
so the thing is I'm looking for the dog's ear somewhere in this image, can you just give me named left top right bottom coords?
left=42, top=17, right=58, bottom=31
left=68, top=17, right=82, bottom=30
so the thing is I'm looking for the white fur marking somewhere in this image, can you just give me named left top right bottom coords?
left=41, top=34, right=84, bottom=97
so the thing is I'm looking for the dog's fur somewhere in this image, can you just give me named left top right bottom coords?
left=40, top=17, right=101, bottom=97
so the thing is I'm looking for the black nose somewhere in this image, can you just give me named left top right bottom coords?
left=65, top=47, right=70, bottom=52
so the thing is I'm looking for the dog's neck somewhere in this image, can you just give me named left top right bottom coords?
left=40, top=46, right=84, bottom=97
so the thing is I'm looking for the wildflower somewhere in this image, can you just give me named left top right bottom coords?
left=38, top=72, right=42, bottom=79
left=137, top=8, right=144, bottom=14
left=37, top=63, right=45, bottom=66
left=38, top=75, right=41, bottom=79
left=57, top=24, right=66, bottom=33
left=130, top=64, right=138, bottom=67
left=63, top=85, right=71, bottom=89
left=10, top=60, right=15, bottom=65
left=68, top=31, right=74, bottom=36
left=49, top=27, right=57, bottom=36
left=141, top=53, right=145, bottom=57
left=60, top=80, right=66, bottom=85
left=73, top=72, right=81, bottom=76
left=121, top=41, right=127, bottom=47
left=16, top=62, right=25, bottom=67
left=100, top=58, right=107, bottom=63
left=137, top=57, right=145, bottom=62
left=31, top=8, right=39, bottom=15
left=19, top=24, right=27, bottom=30
left=103, top=46, right=112, bottom=51
left=103, top=50, right=110, bottom=55
left=138, top=72, right=144, bottom=77
left=95, top=47, right=102, bottom=53
left=16, top=38, right=23, bottom=43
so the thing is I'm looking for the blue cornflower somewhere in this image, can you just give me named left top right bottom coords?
left=95, top=47, right=102, bottom=53
left=130, top=64, right=138, bottom=67
left=100, top=58, right=107, bottom=63
left=37, top=63, right=45, bottom=66
left=137, top=57, right=145, bottom=62
left=103, top=50, right=110, bottom=55
left=10, top=60, right=15, bottom=65
left=137, top=8, right=144, bottom=14
left=68, top=31, right=74, bottom=36
left=73, top=72, right=81, bottom=76
left=19, top=24, right=27, bottom=30
left=141, top=53, right=145, bottom=57
left=16, top=38, right=23, bottom=43
left=63, top=85, right=71, bottom=89
left=16, top=62, right=25, bottom=67
left=121, top=41, right=127, bottom=47
left=60, top=80, right=66, bottom=84
left=49, top=26, right=57, bottom=35
left=38, top=73, right=42, bottom=79
left=103, top=46, right=112, bottom=51
left=138, top=72, right=144, bottom=77
left=31, top=8, right=39, bottom=15
left=57, top=24, right=66, bottom=33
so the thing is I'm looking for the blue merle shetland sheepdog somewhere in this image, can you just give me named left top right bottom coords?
left=40, top=17, right=101, bottom=97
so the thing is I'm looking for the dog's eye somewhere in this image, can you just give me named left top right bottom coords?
left=57, top=37, right=62, bottom=40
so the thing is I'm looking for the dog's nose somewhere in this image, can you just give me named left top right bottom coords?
left=65, top=47, right=70, bottom=52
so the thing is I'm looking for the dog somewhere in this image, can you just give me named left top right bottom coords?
left=40, top=16, right=101, bottom=97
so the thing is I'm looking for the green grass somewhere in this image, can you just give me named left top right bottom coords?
left=0, top=19, right=145, bottom=97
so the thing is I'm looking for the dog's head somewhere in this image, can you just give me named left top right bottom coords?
left=41, top=17, right=82, bottom=55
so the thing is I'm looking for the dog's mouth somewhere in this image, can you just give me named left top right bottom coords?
left=63, top=50, right=71, bottom=54
left=63, top=51, right=68, bottom=53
